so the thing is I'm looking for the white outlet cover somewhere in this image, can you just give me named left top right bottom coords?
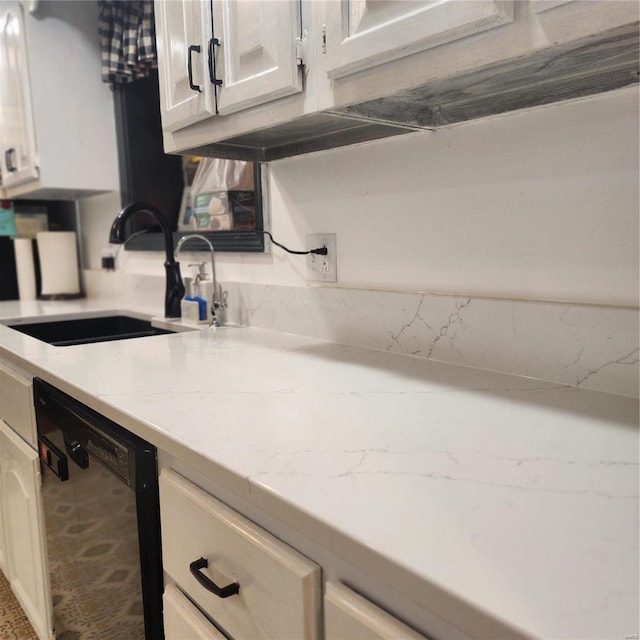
left=306, top=233, right=337, bottom=282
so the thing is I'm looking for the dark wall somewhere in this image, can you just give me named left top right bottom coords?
left=0, top=238, right=19, bottom=300
left=112, top=70, right=184, bottom=232
left=1, top=200, right=77, bottom=301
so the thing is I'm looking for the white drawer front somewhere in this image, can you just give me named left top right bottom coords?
left=325, top=582, right=428, bottom=640
left=160, top=469, right=321, bottom=640
left=164, top=584, right=228, bottom=640
left=0, top=363, right=35, bottom=446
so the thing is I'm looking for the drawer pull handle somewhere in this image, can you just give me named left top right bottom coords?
left=189, top=557, right=240, bottom=598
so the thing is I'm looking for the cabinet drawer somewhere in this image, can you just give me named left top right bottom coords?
left=159, top=468, right=321, bottom=640
left=0, top=363, right=35, bottom=446
left=325, top=582, right=428, bottom=640
left=164, top=584, right=228, bottom=640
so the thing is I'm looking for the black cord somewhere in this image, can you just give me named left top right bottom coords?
left=260, top=230, right=328, bottom=255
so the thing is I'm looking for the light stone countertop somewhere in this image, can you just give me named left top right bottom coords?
left=0, top=299, right=637, bottom=640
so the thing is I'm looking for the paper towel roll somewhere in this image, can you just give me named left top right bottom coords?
left=36, top=231, right=82, bottom=297
left=13, top=238, right=37, bottom=300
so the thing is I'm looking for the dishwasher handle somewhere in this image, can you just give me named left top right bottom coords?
left=63, top=434, right=89, bottom=469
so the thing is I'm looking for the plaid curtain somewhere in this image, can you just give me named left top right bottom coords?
left=98, top=1, right=157, bottom=84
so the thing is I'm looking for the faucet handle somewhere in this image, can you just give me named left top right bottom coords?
left=210, top=288, right=228, bottom=327
left=212, top=290, right=227, bottom=310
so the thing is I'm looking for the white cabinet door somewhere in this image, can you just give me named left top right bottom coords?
left=325, top=582, right=428, bottom=640
left=155, top=0, right=216, bottom=132
left=323, top=0, right=515, bottom=79
left=0, top=419, right=53, bottom=640
left=212, top=0, right=303, bottom=115
left=164, top=584, right=229, bottom=640
left=160, top=468, right=321, bottom=640
left=0, top=361, right=36, bottom=448
left=0, top=2, right=38, bottom=189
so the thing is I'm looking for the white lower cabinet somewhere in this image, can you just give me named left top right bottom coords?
left=159, top=468, right=322, bottom=639
left=164, top=584, right=228, bottom=640
left=325, top=582, right=428, bottom=640
left=0, top=360, right=37, bottom=446
left=0, top=418, right=53, bottom=640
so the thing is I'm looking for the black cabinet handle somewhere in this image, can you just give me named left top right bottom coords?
left=189, top=557, right=240, bottom=598
left=208, top=38, right=223, bottom=115
left=5, top=148, right=17, bottom=172
left=188, top=44, right=202, bottom=92
left=207, top=38, right=223, bottom=87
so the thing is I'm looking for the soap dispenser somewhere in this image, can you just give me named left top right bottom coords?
left=190, top=262, right=214, bottom=307
left=180, top=262, right=209, bottom=324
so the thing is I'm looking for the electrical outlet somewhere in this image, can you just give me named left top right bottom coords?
left=101, top=247, right=117, bottom=271
left=306, top=233, right=337, bottom=282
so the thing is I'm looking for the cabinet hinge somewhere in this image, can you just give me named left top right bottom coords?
left=321, top=24, right=327, bottom=54
left=296, top=29, right=308, bottom=68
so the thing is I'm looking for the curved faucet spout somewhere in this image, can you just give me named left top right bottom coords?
left=175, top=234, right=226, bottom=326
left=109, top=202, right=185, bottom=318
left=109, top=202, right=176, bottom=264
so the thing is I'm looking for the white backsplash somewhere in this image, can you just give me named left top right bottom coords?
left=85, top=270, right=639, bottom=398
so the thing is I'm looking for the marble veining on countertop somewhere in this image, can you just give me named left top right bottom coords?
left=0, top=299, right=637, bottom=640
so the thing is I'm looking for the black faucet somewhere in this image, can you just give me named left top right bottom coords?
left=109, top=202, right=185, bottom=318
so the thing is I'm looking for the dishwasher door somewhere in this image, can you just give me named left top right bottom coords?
left=40, top=434, right=146, bottom=640
left=34, top=378, right=163, bottom=640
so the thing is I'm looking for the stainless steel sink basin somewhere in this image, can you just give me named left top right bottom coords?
left=5, top=314, right=177, bottom=346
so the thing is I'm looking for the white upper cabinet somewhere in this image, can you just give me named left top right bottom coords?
left=154, top=0, right=216, bottom=131
left=156, top=0, right=637, bottom=160
left=211, top=0, right=303, bottom=115
left=0, top=0, right=118, bottom=200
left=0, top=2, right=38, bottom=190
left=156, top=0, right=303, bottom=132
left=323, top=0, right=515, bottom=79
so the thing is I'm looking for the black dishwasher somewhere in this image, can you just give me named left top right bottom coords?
left=34, top=378, right=164, bottom=640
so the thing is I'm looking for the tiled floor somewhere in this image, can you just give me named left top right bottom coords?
left=0, top=570, right=38, bottom=640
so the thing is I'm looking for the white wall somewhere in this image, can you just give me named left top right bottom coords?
left=80, top=86, right=639, bottom=307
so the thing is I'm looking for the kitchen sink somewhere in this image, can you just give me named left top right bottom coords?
left=5, top=314, right=177, bottom=346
